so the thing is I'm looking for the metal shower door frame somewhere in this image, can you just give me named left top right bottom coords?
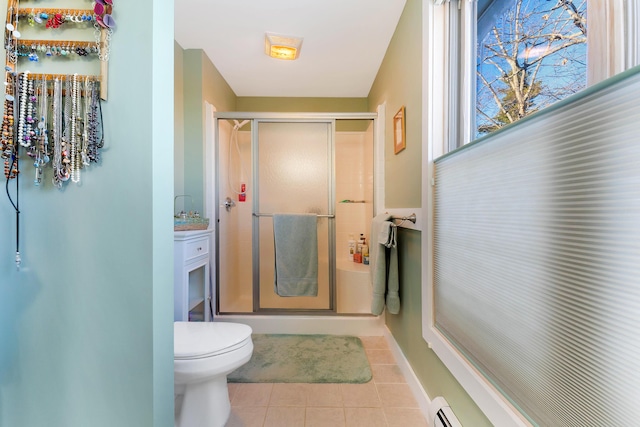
left=214, top=112, right=377, bottom=315
left=251, top=118, right=335, bottom=313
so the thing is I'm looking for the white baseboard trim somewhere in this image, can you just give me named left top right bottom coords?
left=384, top=327, right=432, bottom=421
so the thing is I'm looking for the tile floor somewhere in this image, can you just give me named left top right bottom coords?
left=225, top=336, right=428, bottom=427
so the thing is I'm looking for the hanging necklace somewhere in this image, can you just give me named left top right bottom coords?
left=81, top=76, right=90, bottom=166
left=51, top=77, right=65, bottom=187
left=17, top=72, right=28, bottom=147
left=5, top=0, right=19, bottom=65
left=39, top=77, right=49, bottom=165
left=70, top=73, right=79, bottom=183
left=87, top=80, right=101, bottom=163
left=24, top=77, right=35, bottom=148
left=2, top=71, right=16, bottom=179
left=60, top=76, right=71, bottom=182
left=32, top=77, right=48, bottom=185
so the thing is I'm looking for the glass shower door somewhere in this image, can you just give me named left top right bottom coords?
left=254, top=121, right=334, bottom=311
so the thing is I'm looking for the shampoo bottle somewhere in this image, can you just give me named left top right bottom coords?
left=348, top=234, right=356, bottom=261
left=355, top=233, right=365, bottom=263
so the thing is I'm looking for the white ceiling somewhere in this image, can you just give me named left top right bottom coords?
left=174, top=0, right=407, bottom=98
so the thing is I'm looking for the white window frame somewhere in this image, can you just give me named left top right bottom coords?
left=421, top=0, right=640, bottom=425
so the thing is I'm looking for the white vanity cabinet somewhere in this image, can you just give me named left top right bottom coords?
left=174, top=229, right=213, bottom=322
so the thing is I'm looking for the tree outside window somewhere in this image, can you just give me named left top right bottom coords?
left=476, top=0, right=587, bottom=136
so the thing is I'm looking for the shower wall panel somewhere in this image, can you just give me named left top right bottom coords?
left=218, top=125, right=253, bottom=313
left=335, top=130, right=374, bottom=260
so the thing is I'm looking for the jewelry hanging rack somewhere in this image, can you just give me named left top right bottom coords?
left=15, top=40, right=108, bottom=100
left=4, top=0, right=114, bottom=270
left=9, top=9, right=111, bottom=100
left=18, top=39, right=97, bottom=49
left=16, top=8, right=94, bottom=17
left=25, top=72, right=100, bottom=81
left=24, top=73, right=101, bottom=96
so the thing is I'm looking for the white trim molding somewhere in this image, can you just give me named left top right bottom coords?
left=626, top=0, right=640, bottom=69
left=421, top=1, right=530, bottom=425
left=384, top=328, right=431, bottom=418
left=375, top=103, right=386, bottom=216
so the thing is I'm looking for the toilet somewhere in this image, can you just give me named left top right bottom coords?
left=174, top=321, right=253, bottom=427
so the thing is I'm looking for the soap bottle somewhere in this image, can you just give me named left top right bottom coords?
left=348, top=234, right=356, bottom=261
left=355, top=234, right=365, bottom=263
left=362, top=243, right=369, bottom=265
left=358, top=234, right=366, bottom=252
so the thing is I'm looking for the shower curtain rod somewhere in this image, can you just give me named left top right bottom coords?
left=253, top=213, right=335, bottom=218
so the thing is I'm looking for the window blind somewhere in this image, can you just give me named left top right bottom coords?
left=434, top=67, right=640, bottom=426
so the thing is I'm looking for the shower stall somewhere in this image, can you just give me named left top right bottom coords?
left=214, top=113, right=377, bottom=316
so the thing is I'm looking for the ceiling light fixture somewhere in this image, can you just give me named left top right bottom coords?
left=265, top=33, right=303, bottom=60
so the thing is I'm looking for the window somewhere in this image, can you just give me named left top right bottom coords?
left=444, top=0, right=635, bottom=150
left=422, top=0, right=640, bottom=425
left=476, top=0, right=587, bottom=137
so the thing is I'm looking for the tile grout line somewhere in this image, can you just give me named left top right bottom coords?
left=226, top=338, right=426, bottom=426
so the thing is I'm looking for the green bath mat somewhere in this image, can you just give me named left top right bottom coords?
left=228, top=334, right=372, bottom=384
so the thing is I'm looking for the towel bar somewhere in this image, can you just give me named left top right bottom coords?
left=390, top=213, right=417, bottom=225
left=253, top=213, right=335, bottom=218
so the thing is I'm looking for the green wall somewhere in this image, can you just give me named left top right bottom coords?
left=391, top=230, right=492, bottom=426
left=369, top=1, right=492, bottom=425
left=173, top=1, right=492, bottom=424
left=181, top=48, right=237, bottom=214
left=368, top=0, right=423, bottom=209
left=237, top=97, right=368, bottom=112
left=0, top=2, right=174, bottom=426
left=175, top=42, right=185, bottom=211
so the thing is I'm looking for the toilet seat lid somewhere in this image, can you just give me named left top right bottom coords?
left=174, top=322, right=253, bottom=359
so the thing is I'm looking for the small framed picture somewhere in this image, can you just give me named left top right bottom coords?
left=393, top=106, right=406, bottom=154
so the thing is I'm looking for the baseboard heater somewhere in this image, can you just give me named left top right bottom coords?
left=429, top=397, right=462, bottom=427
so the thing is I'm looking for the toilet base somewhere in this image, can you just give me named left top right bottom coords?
left=177, top=376, right=231, bottom=427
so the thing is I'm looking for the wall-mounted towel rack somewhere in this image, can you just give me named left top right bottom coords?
left=390, top=213, right=417, bottom=226
left=253, top=213, right=335, bottom=218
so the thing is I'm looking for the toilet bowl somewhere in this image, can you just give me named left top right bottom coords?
left=174, top=321, right=253, bottom=427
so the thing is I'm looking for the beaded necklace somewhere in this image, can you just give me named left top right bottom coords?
left=39, top=77, right=49, bottom=165
left=32, top=77, right=48, bottom=185
left=51, top=77, right=64, bottom=187
left=5, top=0, right=19, bottom=65
left=25, top=77, right=35, bottom=147
left=70, top=73, right=79, bottom=183
left=17, top=72, right=28, bottom=147
left=81, top=77, right=90, bottom=166
left=60, top=76, right=71, bottom=181
left=87, top=80, right=101, bottom=163
left=2, top=72, right=16, bottom=179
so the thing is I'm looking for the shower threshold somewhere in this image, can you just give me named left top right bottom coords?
left=215, top=313, right=384, bottom=336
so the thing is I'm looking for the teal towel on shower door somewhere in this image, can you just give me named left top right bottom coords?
left=273, top=213, right=319, bottom=297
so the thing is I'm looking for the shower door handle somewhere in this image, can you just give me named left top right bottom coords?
left=222, top=197, right=236, bottom=212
